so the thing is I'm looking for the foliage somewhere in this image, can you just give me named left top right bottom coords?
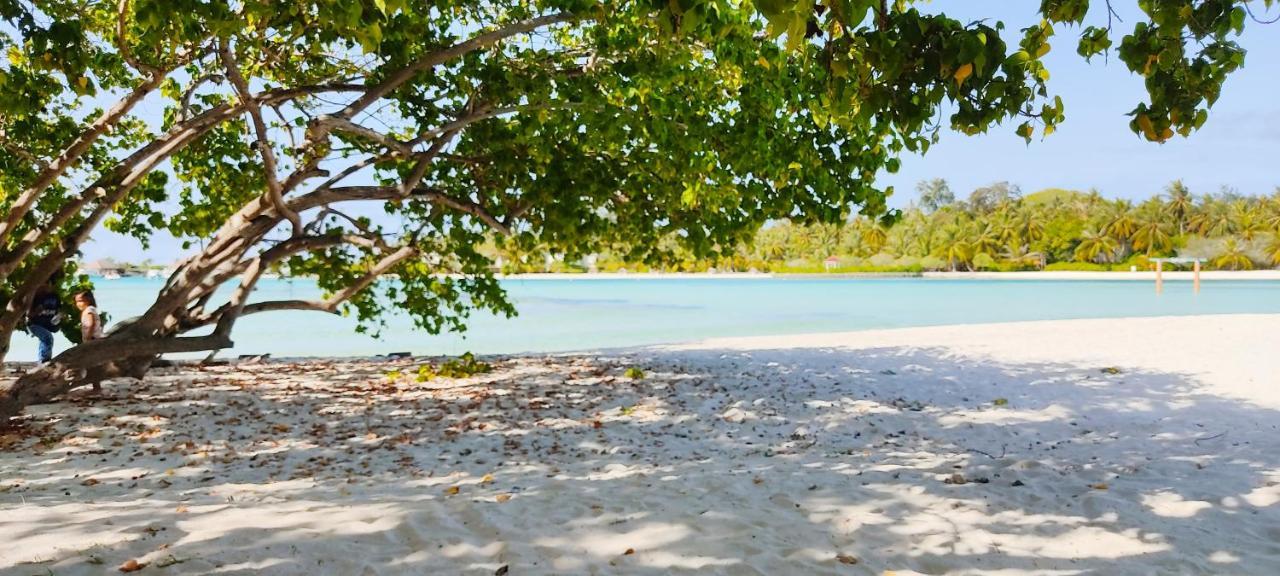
left=416, top=352, right=493, bottom=381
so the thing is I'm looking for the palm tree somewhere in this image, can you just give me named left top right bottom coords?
left=1130, top=217, right=1174, bottom=256
left=1163, top=180, right=1195, bottom=235
left=1264, top=234, right=1280, bottom=268
left=934, top=224, right=973, bottom=271
left=1189, top=197, right=1232, bottom=237
left=859, top=220, right=888, bottom=255
left=1002, top=243, right=1045, bottom=270
left=1103, top=200, right=1138, bottom=240
left=1263, top=195, right=1280, bottom=234
left=1212, top=238, right=1254, bottom=270
left=970, top=223, right=1001, bottom=257
left=1230, top=200, right=1267, bottom=241
left=1074, top=229, right=1120, bottom=263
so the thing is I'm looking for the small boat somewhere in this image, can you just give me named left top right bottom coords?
left=103, top=271, right=121, bottom=280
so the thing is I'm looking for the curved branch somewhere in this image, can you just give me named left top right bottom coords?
left=315, top=117, right=415, bottom=156
left=337, top=12, right=576, bottom=119
left=294, top=186, right=513, bottom=235
left=178, top=73, right=225, bottom=121
left=220, top=39, right=302, bottom=237
left=197, top=244, right=419, bottom=331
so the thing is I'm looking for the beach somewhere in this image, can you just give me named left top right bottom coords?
left=3, top=314, right=1279, bottom=574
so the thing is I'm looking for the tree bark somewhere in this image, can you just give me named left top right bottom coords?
left=0, top=331, right=233, bottom=421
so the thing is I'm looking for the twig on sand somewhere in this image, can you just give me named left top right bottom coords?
left=966, top=444, right=1008, bottom=459
left=1193, top=431, right=1227, bottom=446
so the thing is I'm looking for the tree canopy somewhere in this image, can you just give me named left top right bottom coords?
left=0, top=0, right=1274, bottom=417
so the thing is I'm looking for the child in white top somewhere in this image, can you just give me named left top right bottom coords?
left=73, top=290, right=105, bottom=392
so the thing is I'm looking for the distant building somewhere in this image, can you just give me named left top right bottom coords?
left=82, top=259, right=130, bottom=277
left=823, top=256, right=840, bottom=271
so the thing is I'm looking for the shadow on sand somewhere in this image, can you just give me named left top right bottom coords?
left=2, top=344, right=1278, bottom=575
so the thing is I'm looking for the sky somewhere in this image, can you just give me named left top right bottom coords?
left=78, top=0, right=1280, bottom=263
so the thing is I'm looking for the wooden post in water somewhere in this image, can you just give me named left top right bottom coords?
left=1155, top=260, right=1163, bottom=294
left=1193, top=260, right=1201, bottom=294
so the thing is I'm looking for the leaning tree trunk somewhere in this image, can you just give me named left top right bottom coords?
left=0, top=355, right=154, bottom=420
left=0, top=327, right=232, bottom=421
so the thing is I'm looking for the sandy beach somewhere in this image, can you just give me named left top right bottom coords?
left=3, top=314, right=1279, bottom=574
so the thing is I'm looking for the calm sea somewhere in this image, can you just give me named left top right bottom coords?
left=6, top=276, right=1279, bottom=361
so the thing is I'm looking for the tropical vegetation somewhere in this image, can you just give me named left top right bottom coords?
left=490, top=181, right=1280, bottom=274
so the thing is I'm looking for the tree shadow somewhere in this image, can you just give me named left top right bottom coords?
left=2, top=345, right=1278, bottom=575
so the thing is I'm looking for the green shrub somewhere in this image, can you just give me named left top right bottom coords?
left=919, top=255, right=947, bottom=271
left=416, top=352, right=492, bottom=381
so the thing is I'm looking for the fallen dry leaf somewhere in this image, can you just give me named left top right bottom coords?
left=836, top=553, right=858, bottom=565
left=1091, top=483, right=1109, bottom=490
left=623, top=548, right=635, bottom=555
left=753, top=476, right=764, bottom=485
left=81, top=478, right=100, bottom=486
left=175, top=505, right=189, bottom=513
left=119, top=559, right=147, bottom=572
left=495, top=493, right=512, bottom=503
left=480, top=473, right=494, bottom=484
left=445, top=485, right=460, bottom=495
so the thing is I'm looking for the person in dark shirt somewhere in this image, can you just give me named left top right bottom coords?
left=27, top=283, right=62, bottom=364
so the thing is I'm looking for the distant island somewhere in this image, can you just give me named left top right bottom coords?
left=480, top=181, right=1280, bottom=275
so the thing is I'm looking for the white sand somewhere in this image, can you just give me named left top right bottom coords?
left=3, top=314, right=1279, bottom=575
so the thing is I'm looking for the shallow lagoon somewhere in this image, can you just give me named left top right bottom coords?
left=7, top=276, right=1278, bottom=360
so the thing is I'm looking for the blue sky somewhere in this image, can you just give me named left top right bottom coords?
left=80, top=0, right=1280, bottom=263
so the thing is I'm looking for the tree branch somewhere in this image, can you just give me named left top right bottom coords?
left=198, top=244, right=419, bottom=329
left=0, top=71, right=165, bottom=248
left=314, top=116, right=415, bottom=156
left=337, top=12, right=576, bottom=119
left=220, top=38, right=303, bottom=237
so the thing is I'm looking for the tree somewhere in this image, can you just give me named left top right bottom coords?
left=1130, top=215, right=1174, bottom=257
left=1, top=0, right=1271, bottom=418
left=858, top=220, right=889, bottom=256
left=1163, top=180, right=1195, bottom=235
left=915, top=178, right=954, bottom=213
left=1212, top=238, right=1255, bottom=270
left=1102, top=200, right=1138, bottom=245
left=1074, top=229, right=1119, bottom=263
left=935, top=223, right=973, bottom=272
left=968, top=181, right=1022, bottom=214
left=1229, top=200, right=1267, bottom=241
left=1265, top=234, right=1280, bottom=268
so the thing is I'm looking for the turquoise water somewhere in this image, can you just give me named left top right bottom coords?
left=7, top=277, right=1279, bottom=360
